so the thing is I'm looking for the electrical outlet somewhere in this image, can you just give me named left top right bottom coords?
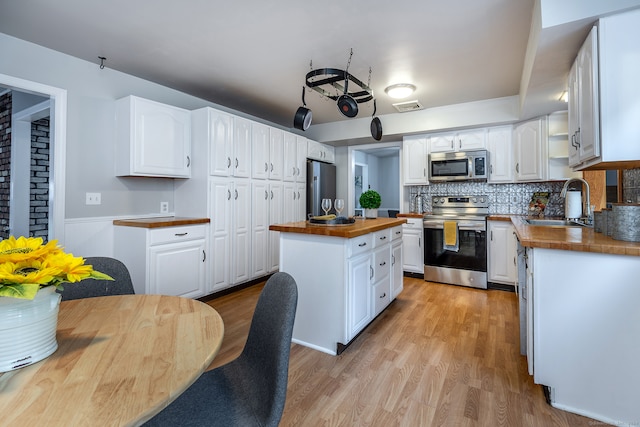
left=160, top=201, right=169, bottom=214
left=86, top=192, right=101, bottom=205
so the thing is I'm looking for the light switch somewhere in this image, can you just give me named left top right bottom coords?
left=86, top=192, right=101, bottom=205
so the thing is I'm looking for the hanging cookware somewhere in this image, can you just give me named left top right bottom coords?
left=370, top=99, right=382, bottom=140
left=293, top=86, right=312, bottom=131
left=337, top=73, right=358, bottom=118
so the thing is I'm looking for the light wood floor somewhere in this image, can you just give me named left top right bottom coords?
left=205, top=277, right=607, bottom=427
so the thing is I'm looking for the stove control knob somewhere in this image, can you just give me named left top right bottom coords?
left=479, top=196, right=486, bottom=203
left=472, top=197, right=477, bottom=203
left=439, top=197, right=445, bottom=203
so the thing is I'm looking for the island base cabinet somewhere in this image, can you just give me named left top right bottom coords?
left=530, top=248, right=640, bottom=426
left=278, top=227, right=399, bottom=356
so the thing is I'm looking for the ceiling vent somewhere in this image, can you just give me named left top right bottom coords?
left=392, top=100, right=424, bottom=113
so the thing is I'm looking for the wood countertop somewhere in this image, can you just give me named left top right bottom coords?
left=113, top=216, right=210, bottom=228
left=269, top=217, right=406, bottom=238
left=494, top=215, right=640, bottom=256
left=397, top=213, right=425, bottom=218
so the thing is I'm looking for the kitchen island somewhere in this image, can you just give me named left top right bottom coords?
left=270, top=218, right=406, bottom=355
left=504, top=215, right=640, bottom=426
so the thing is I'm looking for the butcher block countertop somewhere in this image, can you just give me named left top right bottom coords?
left=488, top=214, right=640, bottom=256
left=113, top=216, right=210, bottom=228
left=397, top=213, right=425, bottom=218
left=269, top=217, right=406, bottom=238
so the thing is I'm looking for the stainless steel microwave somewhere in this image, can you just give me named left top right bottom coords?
left=428, top=150, right=488, bottom=182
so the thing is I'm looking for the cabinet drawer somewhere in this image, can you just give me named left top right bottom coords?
left=347, top=234, right=373, bottom=258
left=150, top=224, right=207, bottom=245
left=373, top=229, right=391, bottom=248
left=373, top=246, right=391, bottom=281
left=391, top=226, right=403, bottom=241
left=373, top=280, right=391, bottom=316
left=403, top=218, right=423, bottom=229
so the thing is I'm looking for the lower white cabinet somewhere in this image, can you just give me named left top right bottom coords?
left=487, top=220, right=517, bottom=285
left=402, top=218, right=423, bottom=273
left=114, top=224, right=207, bottom=298
left=391, top=238, right=403, bottom=298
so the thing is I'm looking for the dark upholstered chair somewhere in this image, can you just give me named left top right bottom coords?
left=58, top=256, right=135, bottom=301
left=144, top=271, right=298, bottom=427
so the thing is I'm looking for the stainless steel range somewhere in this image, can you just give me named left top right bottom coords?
left=423, top=195, right=488, bottom=289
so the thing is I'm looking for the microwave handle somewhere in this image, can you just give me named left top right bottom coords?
left=468, top=158, right=473, bottom=178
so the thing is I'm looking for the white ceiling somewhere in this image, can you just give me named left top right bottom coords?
left=1, top=0, right=624, bottom=144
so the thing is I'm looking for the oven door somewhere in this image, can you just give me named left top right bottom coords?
left=423, top=219, right=487, bottom=288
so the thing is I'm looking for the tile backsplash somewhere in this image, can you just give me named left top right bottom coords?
left=408, top=181, right=567, bottom=216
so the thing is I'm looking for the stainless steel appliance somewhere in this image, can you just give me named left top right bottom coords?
left=428, top=150, right=488, bottom=182
left=423, top=195, right=488, bottom=289
left=306, top=159, right=337, bottom=217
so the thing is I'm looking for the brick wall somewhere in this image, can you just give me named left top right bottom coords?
left=31, top=118, right=50, bottom=239
left=0, top=92, right=11, bottom=240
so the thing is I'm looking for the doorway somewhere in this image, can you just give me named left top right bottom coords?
left=0, top=74, right=67, bottom=243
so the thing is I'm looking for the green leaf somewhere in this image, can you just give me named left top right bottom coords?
left=89, top=270, right=115, bottom=281
left=0, top=283, right=41, bottom=299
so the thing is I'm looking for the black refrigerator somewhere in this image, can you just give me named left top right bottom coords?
left=306, top=159, right=337, bottom=217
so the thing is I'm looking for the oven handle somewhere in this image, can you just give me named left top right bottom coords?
left=423, top=222, right=486, bottom=232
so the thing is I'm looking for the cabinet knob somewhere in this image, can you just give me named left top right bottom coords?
left=392, top=255, right=395, bottom=265
left=202, top=250, right=206, bottom=262
left=236, top=158, right=239, bottom=168
left=264, top=162, right=268, bottom=172
left=235, top=189, right=238, bottom=200
left=227, top=189, right=231, bottom=200
left=265, top=190, right=268, bottom=200
left=186, top=156, right=191, bottom=167
left=370, top=265, right=374, bottom=280
left=270, top=163, right=274, bottom=172
left=227, top=157, right=231, bottom=168
left=516, top=163, right=519, bottom=173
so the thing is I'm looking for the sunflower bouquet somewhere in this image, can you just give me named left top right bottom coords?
left=0, top=236, right=113, bottom=300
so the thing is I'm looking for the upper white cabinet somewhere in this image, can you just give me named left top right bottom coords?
left=568, top=26, right=599, bottom=169
left=204, top=108, right=251, bottom=178
left=548, top=111, right=582, bottom=181
left=513, top=117, right=547, bottom=182
left=307, top=139, right=335, bottom=163
left=487, top=126, right=513, bottom=183
left=429, top=129, right=486, bottom=153
left=115, top=95, right=191, bottom=178
left=570, top=10, right=640, bottom=169
left=402, top=135, right=429, bottom=185
left=283, top=133, right=307, bottom=182
left=232, top=118, right=252, bottom=178
left=252, top=123, right=283, bottom=180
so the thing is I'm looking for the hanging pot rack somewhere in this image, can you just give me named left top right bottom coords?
left=305, top=67, right=374, bottom=105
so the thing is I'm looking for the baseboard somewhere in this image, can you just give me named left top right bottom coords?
left=198, top=274, right=273, bottom=302
left=487, top=282, right=516, bottom=292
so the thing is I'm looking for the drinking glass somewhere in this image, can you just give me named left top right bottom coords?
left=335, top=199, right=344, bottom=217
left=321, top=198, right=332, bottom=216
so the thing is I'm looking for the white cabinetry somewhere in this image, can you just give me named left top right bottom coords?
left=402, top=218, right=423, bottom=274
left=210, top=178, right=251, bottom=288
left=569, top=11, right=640, bottom=170
left=283, top=133, right=307, bottom=182
left=402, top=135, right=429, bottom=185
left=487, top=220, right=517, bottom=286
left=115, top=95, right=191, bottom=178
left=283, top=182, right=305, bottom=223
left=252, top=123, right=283, bottom=180
left=206, top=108, right=251, bottom=178
left=568, top=26, right=599, bottom=168
left=268, top=183, right=283, bottom=273
left=278, top=224, right=402, bottom=355
left=114, top=224, right=207, bottom=298
left=391, top=230, right=403, bottom=298
left=548, top=111, right=582, bottom=181
left=251, top=181, right=270, bottom=279
left=307, top=139, right=335, bottom=163
left=429, top=129, right=486, bottom=153
left=513, top=117, right=547, bottom=182
left=487, top=126, right=513, bottom=183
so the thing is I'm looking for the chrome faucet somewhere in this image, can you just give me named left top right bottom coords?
left=560, top=178, right=592, bottom=224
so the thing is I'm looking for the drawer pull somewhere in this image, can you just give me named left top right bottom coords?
left=380, top=293, right=386, bottom=299
left=358, top=242, right=367, bottom=247
left=379, top=236, right=387, bottom=240
left=202, top=250, right=206, bottom=262
left=380, top=261, right=386, bottom=267
left=370, top=265, right=374, bottom=280
left=174, top=232, right=188, bottom=237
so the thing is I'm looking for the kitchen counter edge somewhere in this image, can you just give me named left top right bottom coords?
left=269, top=218, right=407, bottom=238
left=113, top=217, right=210, bottom=228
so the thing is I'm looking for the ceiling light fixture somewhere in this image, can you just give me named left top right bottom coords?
left=385, top=83, right=416, bottom=99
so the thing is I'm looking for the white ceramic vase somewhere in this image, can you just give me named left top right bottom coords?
left=364, top=208, right=378, bottom=219
left=0, top=286, right=61, bottom=372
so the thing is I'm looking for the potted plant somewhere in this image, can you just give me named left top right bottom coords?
left=359, top=189, right=382, bottom=218
left=0, top=236, right=113, bottom=371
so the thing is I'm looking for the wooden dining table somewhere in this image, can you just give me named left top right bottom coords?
left=0, top=294, right=224, bottom=427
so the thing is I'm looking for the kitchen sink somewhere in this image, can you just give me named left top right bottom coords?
left=523, top=218, right=586, bottom=227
